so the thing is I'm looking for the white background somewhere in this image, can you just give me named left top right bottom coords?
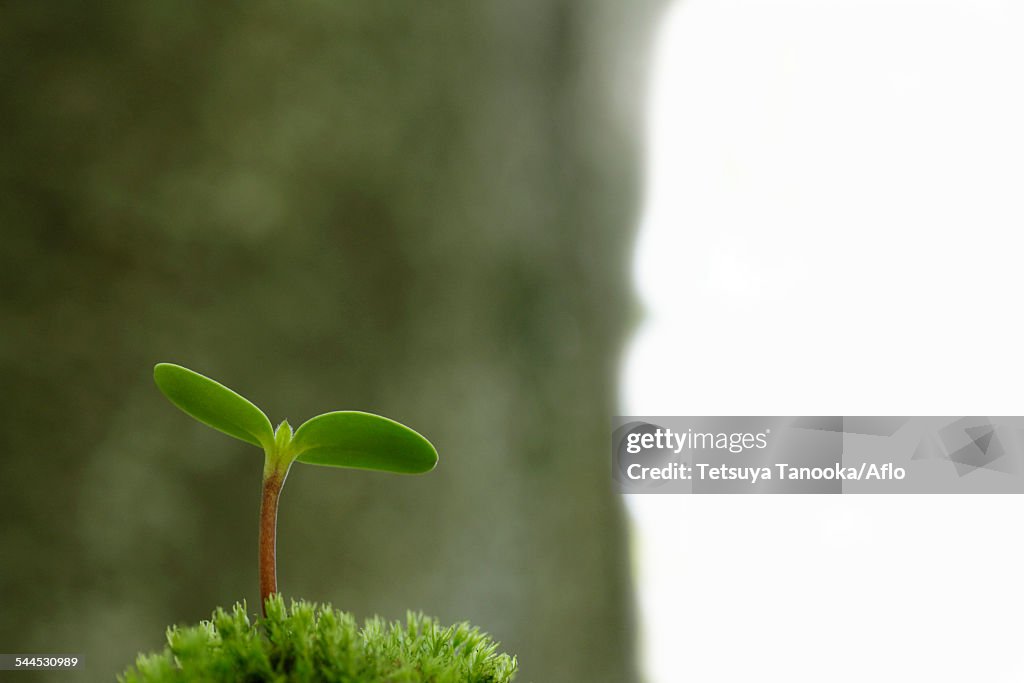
left=622, top=1, right=1024, bottom=681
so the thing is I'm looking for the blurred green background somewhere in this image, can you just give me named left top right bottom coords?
left=0, top=2, right=660, bottom=680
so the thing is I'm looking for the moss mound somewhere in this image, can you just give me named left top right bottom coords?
left=119, top=596, right=517, bottom=682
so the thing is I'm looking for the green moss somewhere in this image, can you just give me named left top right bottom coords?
left=119, top=596, right=517, bottom=683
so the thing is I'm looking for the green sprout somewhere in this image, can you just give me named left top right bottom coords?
left=152, top=363, right=437, bottom=613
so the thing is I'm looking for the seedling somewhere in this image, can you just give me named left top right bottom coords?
left=152, top=363, right=437, bottom=614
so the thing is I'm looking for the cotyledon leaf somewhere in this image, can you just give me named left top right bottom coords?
left=292, top=411, right=438, bottom=474
left=153, top=363, right=274, bottom=449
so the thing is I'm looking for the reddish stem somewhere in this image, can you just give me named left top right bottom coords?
left=259, top=468, right=286, bottom=615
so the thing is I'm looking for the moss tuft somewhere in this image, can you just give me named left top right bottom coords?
left=119, top=596, right=517, bottom=682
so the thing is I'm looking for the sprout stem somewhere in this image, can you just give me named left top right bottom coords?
left=259, top=465, right=288, bottom=615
